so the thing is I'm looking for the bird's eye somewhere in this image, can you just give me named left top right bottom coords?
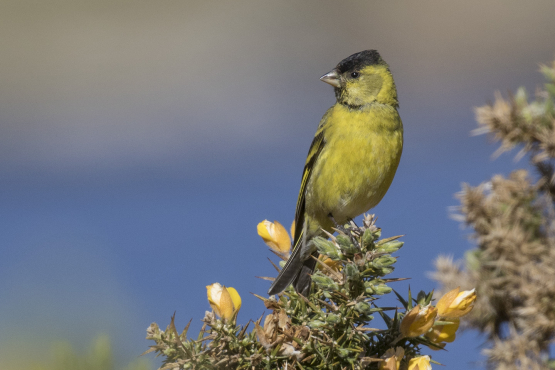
left=350, top=72, right=360, bottom=78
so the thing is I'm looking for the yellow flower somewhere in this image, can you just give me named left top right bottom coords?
left=206, top=283, right=242, bottom=321
left=408, top=355, right=432, bottom=370
left=320, top=255, right=342, bottom=272
left=425, top=318, right=460, bottom=344
left=379, top=347, right=404, bottom=370
left=400, top=304, right=438, bottom=337
left=257, top=220, right=291, bottom=255
left=436, top=287, right=476, bottom=319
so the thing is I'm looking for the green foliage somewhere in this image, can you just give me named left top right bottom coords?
left=146, top=215, right=447, bottom=369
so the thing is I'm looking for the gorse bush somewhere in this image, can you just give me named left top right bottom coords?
left=431, top=59, right=555, bottom=369
left=147, top=215, right=476, bottom=369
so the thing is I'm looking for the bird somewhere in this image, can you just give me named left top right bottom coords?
left=268, top=50, right=403, bottom=296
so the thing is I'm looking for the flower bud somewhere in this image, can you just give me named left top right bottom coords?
left=373, top=284, right=392, bottom=295
left=377, top=240, right=404, bottom=253
left=376, top=267, right=394, bottom=276
left=344, top=263, right=360, bottom=280
left=362, top=228, right=381, bottom=247
left=373, top=256, right=397, bottom=268
left=400, top=304, right=438, bottom=338
left=257, top=220, right=291, bottom=255
left=355, top=301, right=373, bottom=316
left=307, top=320, right=326, bottom=329
left=426, top=319, right=459, bottom=344
left=336, top=235, right=358, bottom=254
left=312, top=272, right=339, bottom=291
left=313, top=237, right=342, bottom=260
left=408, top=355, right=432, bottom=370
left=206, top=283, right=242, bottom=321
left=336, top=348, right=351, bottom=358
left=436, top=287, right=476, bottom=318
left=320, top=256, right=341, bottom=272
left=325, top=313, right=341, bottom=324
left=379, top=347, right=404, bottom=370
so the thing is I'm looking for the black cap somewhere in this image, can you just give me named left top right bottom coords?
left=336, top=50, right=385, bottom=74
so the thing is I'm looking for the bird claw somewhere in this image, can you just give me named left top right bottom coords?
left=328, top=214, right=361, bottom=249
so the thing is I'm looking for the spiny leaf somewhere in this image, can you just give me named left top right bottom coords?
left=170, top=312, right=192, bottom=357
left=382, top=277, right=410, bottom=283
left=140, top=347, right=157, bottom=356
left=238, top=320, right=251, bottom=339
left=425, top=289, right=434, bottom=305
left=267, top=257, right=281, bottom=272
left=407, top=286, right=414, bottom=310
left=255, top=276, right=275, bottom=282
left=181, top=318, right=192, bottom=339
left=393, top=289, right=408, bottom=309
left=375, top=304, right=392, bottom=327
left=251, top=292, right=268, bottom=302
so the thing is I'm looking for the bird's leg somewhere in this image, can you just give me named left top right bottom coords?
left=347, top=217, right=359, bottom=228
left=346, top=217, right=364, bottom=238
left=328, top=213, right=360, bottom=249
left=328, top=213, right=347, bottom=233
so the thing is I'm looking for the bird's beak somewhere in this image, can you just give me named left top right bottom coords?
left=320, top=69, right=341, bottom=88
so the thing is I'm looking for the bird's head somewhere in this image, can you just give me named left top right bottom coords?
left=320, top=50, right=398, bottom=108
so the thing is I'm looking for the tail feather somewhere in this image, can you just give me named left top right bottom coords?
left=293, top=252, right=318, bottom=296
left=267, top=240, right=304, bottom=295
left=268, top=225, right=319, bottom=296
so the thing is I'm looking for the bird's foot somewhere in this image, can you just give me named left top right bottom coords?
left=347, top=217, right=359, bottom=229
left=328, top=214, right=360, bottom=249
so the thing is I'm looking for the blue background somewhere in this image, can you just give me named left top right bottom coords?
left=1, top=1, right=554, bottom=368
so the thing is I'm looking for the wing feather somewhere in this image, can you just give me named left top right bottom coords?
left=292, top=120, right=328, bottom=247
left=267, top=108, right=332, bottom=295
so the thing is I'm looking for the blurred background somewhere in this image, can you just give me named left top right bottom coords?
left=1, top=1, right=554, bottom=369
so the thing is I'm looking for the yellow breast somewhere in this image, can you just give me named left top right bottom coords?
left=306, top=103, right=403, bottom=231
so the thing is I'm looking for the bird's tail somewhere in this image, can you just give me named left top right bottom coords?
left=267, top=237, right=304, bottom=295
left=268, top=228, right=319, bottom=296
left=292, top=252, right=318, bottom=296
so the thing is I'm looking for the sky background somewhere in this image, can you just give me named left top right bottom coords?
left=1, top=1, right=555, bottom=369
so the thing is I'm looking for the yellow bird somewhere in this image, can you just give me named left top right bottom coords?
left=268, top=50, right=403, bottom=296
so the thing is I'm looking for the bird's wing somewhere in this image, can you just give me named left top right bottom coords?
left=267, top=109, right=331, bottom=295
left=267, top=126, right=325, bottom=295
left=292, top=115, right=329, bottom=247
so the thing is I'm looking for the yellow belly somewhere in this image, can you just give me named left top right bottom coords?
left=305, top=103, right=403, bottom=233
